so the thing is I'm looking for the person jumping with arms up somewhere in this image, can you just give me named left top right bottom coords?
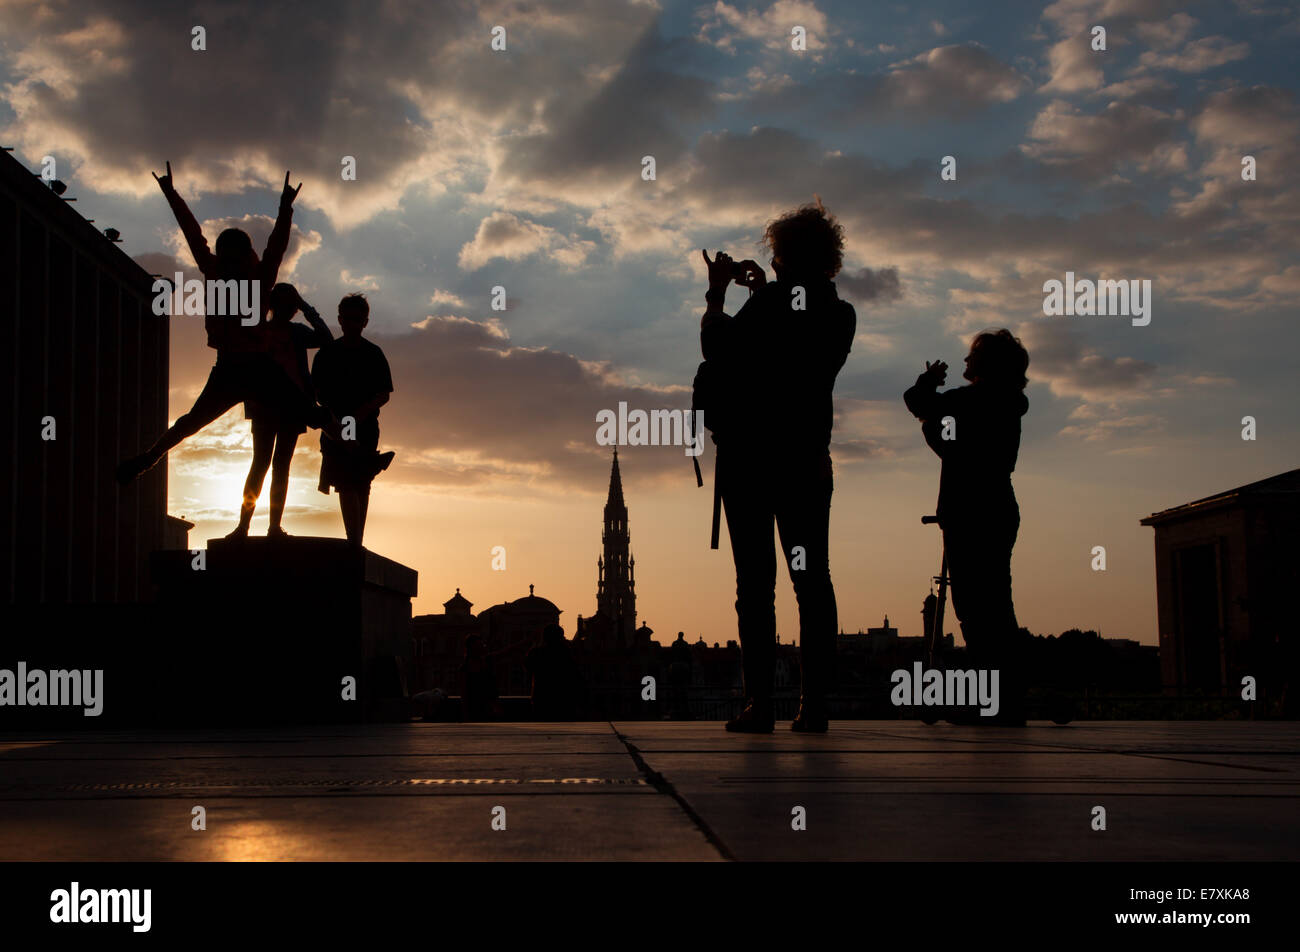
left=117, top=162, right=338, bottom=485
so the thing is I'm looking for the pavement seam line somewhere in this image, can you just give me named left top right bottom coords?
left=608, top=723, right=736, bottom=862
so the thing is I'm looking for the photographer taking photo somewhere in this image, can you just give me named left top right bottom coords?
left=697, top=199, right=857, bottom=733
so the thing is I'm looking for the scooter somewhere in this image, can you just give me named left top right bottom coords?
left=919, top=515, right=946, bottom=725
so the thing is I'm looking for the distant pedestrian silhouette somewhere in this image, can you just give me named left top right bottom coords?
left=116, top=162, right=338, bottom=485
left=228, top=284, right=332, bottom=538
left=459, top=633, right=498, bottom=721
left=311, top=294, right=395, bottom=546
left=696, top=199, right=857, bottom=733
left=668, top=631, right=693, bottom=720
left=904, top=329, right=1031, bottom=725
left=525, top=623, right=581, bottom=720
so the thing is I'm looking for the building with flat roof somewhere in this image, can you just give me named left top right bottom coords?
left=1141, top=469, right=1299, bottom=713
left=1, top=148, right=169, bottom=604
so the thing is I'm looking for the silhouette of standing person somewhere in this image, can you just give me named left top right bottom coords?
left=117, top=162, right=338, bottom=484
left=904, top=329, right=1030, bottom=725
left=698, top=199, right=857, bottom=733
left=460, top=634, right=498, bottom=722
left=525, top=624, right=579, bottom=721
left=228, top=284, right=332, bottom=539
left=310, top=294, right=395, bottom=546
left=669, top=631, right=693, bottom=720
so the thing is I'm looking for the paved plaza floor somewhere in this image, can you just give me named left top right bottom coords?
left=1, top=721, right=1295, bottom=861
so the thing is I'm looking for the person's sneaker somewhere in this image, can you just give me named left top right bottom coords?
left=266, top=526, right=291, bottom=540
left=373, top=451, right=395, bottom=476
left=725, top=701, right=774, bottom=733
left=791, top=699, right=829, bottom=733
left=224, top=524, right=250, bottom=540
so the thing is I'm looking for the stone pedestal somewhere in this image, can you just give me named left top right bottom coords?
left=149, top=537, right=417, bottom=724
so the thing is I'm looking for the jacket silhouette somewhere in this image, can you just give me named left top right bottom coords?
left=700, top=277, right=855, bottom=452
left=903, top=381, right=1028, bottom=526
left=701, top=264, right=855, bottom=733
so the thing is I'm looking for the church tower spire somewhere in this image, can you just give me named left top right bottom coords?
left=596, top=449, right=635, bottom=642
left=607, top=447, right=625, bottom=506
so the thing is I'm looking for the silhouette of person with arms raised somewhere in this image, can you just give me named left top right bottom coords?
left=310, top=294, right=395, bottom=546
left=118, top=163, right=339, bottom=484
left=460, top=633, right=498, bottom=722
left=227, top=284, right=333, bottom=539
left=904, top=329, right=1030, bottom=725
left=697, top=199, right=856, bottom=733
left=525, top=623, right=580, bottom=721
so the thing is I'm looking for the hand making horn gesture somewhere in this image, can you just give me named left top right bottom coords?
left=280, top=170, right=303, bottom=208
left=151, top=160, right=174, bottom=192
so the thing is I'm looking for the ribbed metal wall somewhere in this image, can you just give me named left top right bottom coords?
left=1, top=149, right=168, bottom=604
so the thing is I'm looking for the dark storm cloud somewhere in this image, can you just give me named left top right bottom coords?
left=0, top=0, right=670, bottom=222
left=682, top=126, right=920, bottom=217
left=496, top=25, right=715, bottom=189
left=837, top=267, right=902, bottom=303
left=1016, top=320, right=1157, bottom=400
left=1, top=0, right=444, bottom=189
left=671, top=119, right=1293, bottom=287
left=750, top=43, right=1029, bottom=123
left=6, top=0, right=1297, bottom=480
left=1020, top=100, right=1187, bottom=179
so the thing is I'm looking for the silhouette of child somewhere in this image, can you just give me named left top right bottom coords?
left=228, top=284, right=333, bottom=539
left=904, top=329, right=1030, bottom=724
left=310, top=294, right=394, bottom=546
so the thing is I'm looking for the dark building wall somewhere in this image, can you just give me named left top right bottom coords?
left=411, top=614, right=480, bottom=693
left=414, top=595, right=561, bottom=697
left=1, top=150, right=168, bottom=604
left=1148, top=507, right=1242, bottom=692
left=1242, top=498, right=1300, bottom=703
left=1144, top=477, right=1299, bottom=709
left=480, top=603, right=560, bottom=695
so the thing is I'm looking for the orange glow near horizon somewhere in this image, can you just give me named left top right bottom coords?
left=168, top=412, right=1179, bottom=649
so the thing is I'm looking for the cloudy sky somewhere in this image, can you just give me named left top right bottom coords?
left=4, top=0, right=1298, bottom=644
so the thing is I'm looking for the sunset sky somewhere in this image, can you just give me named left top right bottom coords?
left=3, top=0, right=1298, bottom=645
